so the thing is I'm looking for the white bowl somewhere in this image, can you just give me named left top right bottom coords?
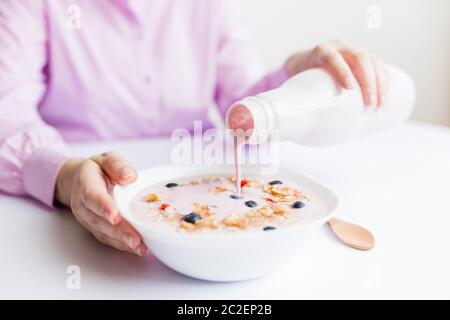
left=114, top=164, right=338, bottom=282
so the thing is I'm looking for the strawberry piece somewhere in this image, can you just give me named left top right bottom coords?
left=240, top=179, right=249, bottom=187
left=264, top=197, right=275, bottom=204
left=159, top=203, right=170, bottom=211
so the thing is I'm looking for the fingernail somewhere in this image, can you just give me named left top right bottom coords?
left=120, top=168, right=134, bottom=180
left=111, top=214, right=121, bottom=224
left=105, top=207, right=119, bottom=222
left=126, top=235, right=137, bottom=248
left=137, top=245, right=147, bottom=256
left=344, top=77, right=355, bottom=89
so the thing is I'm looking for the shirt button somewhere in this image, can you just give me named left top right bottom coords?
left=143, top=75, right=151, bottom=84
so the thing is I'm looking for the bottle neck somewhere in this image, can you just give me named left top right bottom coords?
left=237, top=96, right=276, bottom=145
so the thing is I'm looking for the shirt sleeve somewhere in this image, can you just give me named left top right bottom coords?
left=214, top=0, right=289, bottom=116
left=0, top=0, right=69, bottom=207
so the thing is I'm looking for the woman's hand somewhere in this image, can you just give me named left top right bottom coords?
left=55, top=152, right=147, bottom=256
left=285, top=39, right=389, bottom=107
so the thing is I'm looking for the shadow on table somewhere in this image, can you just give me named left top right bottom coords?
left=50, top=208, right=235, bottom=288
left=21, top=194, right=346, bottom=293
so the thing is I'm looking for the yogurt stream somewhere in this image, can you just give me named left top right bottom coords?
left=130, top=130, right=327, bottom=233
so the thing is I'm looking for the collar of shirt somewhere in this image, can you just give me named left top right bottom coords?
left=111, top=0, right=147, bottom=24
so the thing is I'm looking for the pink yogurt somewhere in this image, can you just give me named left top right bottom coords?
left=129, top=174, right=327, bottom=233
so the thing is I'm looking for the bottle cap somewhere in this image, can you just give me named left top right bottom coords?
left=237, top=96, right=275, bottom=145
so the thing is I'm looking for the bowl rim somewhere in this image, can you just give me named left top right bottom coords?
left=113, top=164, right=338, bottom=240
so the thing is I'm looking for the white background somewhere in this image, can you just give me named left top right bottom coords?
left=240, top=0, right=450, bottom=126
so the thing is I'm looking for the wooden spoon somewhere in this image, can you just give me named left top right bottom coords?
left=327, top=217, right=375, bottom=251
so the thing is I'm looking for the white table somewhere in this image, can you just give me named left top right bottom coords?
left=1, top=121, right=449, bottom=299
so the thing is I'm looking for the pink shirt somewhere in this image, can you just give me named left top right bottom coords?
left=0, top=0, right=287, bottom=207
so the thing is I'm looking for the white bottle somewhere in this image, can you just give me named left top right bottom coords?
left=226, top=65, right=415, bottom=145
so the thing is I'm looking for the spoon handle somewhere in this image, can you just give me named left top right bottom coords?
left=327, top=217, right=341, bottom=227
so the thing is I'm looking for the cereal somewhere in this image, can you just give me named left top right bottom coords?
left=272, top=204, right=290, bottom=216
left=264, top=184, right=304, bottom=201
left=257, top=206, right=273, bottom=217
left=145, top=193, right=161, bottom=202
left=193, top=203, right=214, bottom=217
left=180, top=220, right=196, bottom=231
left=223, top=215, right=247, bottom=229
left=211, top=186, right=228, bottom=194
left=131, top=174, right=311, bottom=233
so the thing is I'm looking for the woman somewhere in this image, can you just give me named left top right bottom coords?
left=0, top=0, right=388, bottom=255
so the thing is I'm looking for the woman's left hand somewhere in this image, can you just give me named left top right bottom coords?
left=285, top=39, right=389, bottom=107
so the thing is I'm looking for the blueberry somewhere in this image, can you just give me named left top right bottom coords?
left=292, top=201, right=305, bottom=209
left=263, top=226, right=276, bottom=231
left=230, top=194, right=243, bottom=200
left=245, top=200, right=257, bottom=208
left=268, top=180, right=283, bottom=185
left=165, top=183, right=178, bottom=188
left=182, top=212, right=202, bottom=224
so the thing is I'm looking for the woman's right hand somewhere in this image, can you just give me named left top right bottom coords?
left=55, top=152, right=147, bottom=256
